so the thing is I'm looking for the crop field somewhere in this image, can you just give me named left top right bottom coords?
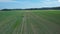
left=0, top=10, right=60, bottom=34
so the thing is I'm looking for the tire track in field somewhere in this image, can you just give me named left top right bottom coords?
left=20, top=13, right=27, bottom=34
left=23, top=19, right=27, bottom=34
left=22, top=12, right=32, bottom=34
left=22, top=13, right=28, bottom=34
left=20, top=16, right=25, bottom=34
left=30, top=12, right=60, bottom=34
left=27, top=13, right=34, bottom=34
left=31, top=23, right=37, bottom=34
left=27, top=12, right=38, bottom=34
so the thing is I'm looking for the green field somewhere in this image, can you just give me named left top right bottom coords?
left=0, top=10, right=60, bottom=34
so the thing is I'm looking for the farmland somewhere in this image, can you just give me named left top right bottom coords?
left=0, top=10, right=60, bottom=34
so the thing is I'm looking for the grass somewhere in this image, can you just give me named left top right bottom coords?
left=0, top=10, right=60, bottom=34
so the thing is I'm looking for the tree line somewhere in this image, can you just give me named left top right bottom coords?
left=1, top=7, right=60, bottom=11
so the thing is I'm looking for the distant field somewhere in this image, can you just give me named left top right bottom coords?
left=0, top=10, right=60, bottom=34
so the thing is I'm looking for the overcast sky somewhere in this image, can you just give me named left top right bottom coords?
left=0, top=0, right=60, bottom=9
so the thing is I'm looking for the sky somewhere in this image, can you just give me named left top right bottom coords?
left=0, top=0, right=60, bottom=9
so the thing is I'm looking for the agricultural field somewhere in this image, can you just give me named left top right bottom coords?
left=0, top=10, right=60, bottom=34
